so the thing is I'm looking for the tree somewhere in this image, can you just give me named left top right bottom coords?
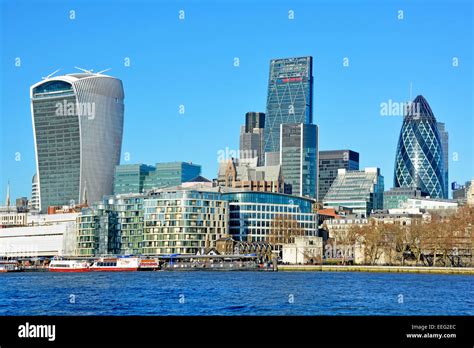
left=268, top=214, right=305, bottom=249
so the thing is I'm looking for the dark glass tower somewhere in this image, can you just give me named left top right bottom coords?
left=245, top=112, right=265, bottom=133
left=318, top=150, right=359, bottom=201
left=394, top=95, right=447, bottom=198
left=280, top=123, right=318, bottom=198
left=264, top=57, right=313, bottom=154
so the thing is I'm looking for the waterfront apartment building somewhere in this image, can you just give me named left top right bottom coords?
left=143, top=162, right=201, bottom=191
left=240, top=112, right=265, bottom=166
left=143, top=189, right=228, bottom=255
left=383, top=187, right=427, bottom=209
left=31, top=72, right=125, bottom=212
left=114, top=164, right=155, bottom=195
left=76, top=198, right=120, bottom=256
left=76, top=194, right=145, bottom=256
left=394, top=95, right=447, bottom=199
left=323, top=168, right=384, bottom=217
left=222, top=191, right=318, bottom=251
left=264, top=56, right=313, bottom=154
left=318, top=150, right=359, bottom=202
left=280, top=123, right=318, bottom=199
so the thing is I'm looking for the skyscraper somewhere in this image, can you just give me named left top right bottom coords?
left=437, top=122, right=449, bottom=198
left=394, top=95, right=446, bottom=198
left=264, top=57, right=313, bottom=155
left=240, top=112, right=265, bottom=166
left=280, top=123, right=318, bottom=198
left=31, top=71, right=125, bottom=212
left=318, top=150, right=359, bottom=202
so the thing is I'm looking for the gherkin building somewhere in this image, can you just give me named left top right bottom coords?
left=394, top=95, right=447, bottom=198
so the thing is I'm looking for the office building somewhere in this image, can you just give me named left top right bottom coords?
left=114, top=164, right=155, bottom=195
left=216, top=157, right=290, bottom=194
left=323, top=168, right=384, bottom=217
left=240, top=112, right=265, bottom=166
left=143, top=162, right=201, bottom=191
left=280, top=123, right=318, bottom=198
left=31, top=71, right=124, bottom=212
left=0, top=213, right=78, bottom=257
left=394, top=95, right=447, bottom=198
left=383, top=187, right=427, bottom=209
left=318, top=150, right=359, bottom=202
left=264, top=56, right=313, bottom=154
left=222, top=191, right=318, bottom=251
left=401, top=197, right=458, bottom=211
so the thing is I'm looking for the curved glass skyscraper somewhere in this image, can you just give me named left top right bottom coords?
left=394, top=95, right=446, bottom=198
left=31, top=72, right=124, bottom=212
left=264, top=57, right=313, bottom=154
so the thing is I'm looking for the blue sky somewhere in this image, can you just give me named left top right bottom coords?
left=0, top=0, right=472, bottom=202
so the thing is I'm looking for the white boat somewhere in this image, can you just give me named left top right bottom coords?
left=90, top=257, right=140, bottom=272
left=49, top=259, right=90, bottom=272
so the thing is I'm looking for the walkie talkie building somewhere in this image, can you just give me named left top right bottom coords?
left=394, top=95, right=447, bottom=199
left=31, top=72, right=124, bottom=212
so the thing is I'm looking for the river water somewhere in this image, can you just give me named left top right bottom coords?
left=0, top=271, right=472, bottom=315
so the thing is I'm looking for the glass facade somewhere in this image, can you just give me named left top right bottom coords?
left=394, top=95, right=446, bottom=199
left=264, top=57, right=313, bottom=153
left=32, top=82, right=80, bottom=210
left=143, top=162, right=201, bottom=191
left=323, top=168, right=384, bottom=217
left=31, top=74, right=125, bottom=212
left=114, top=164, right=155, bottom=194
left=318, top=150, right=359, bottom=202
left=114, top=196, right=145, bottom=255
left=383, top=187, right=427, bottom=210
left=76, top=194, right=145, bottom=256
left=222, top=192, right=317, bottom=249
left=280, top=123, right=317, bottom=198
left=143, top=190, right=228, bottom=255
left=76, top=198, right=120, bottom=256
left=75, top=189, right=321, bottom=256
left=436, top=122, right=449, bottom=198
left=245, top=112, right=265, bottom=133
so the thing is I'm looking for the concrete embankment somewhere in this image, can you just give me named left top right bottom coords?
left=277, top=265, right=474, bottom=275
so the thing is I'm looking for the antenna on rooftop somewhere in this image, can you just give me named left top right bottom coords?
left=96, top=68, right=111, bottom=75
left=74, top=66, right=94, bottom=74
left=42, top=68, right=61, bottom=80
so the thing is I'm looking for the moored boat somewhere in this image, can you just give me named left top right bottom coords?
left=90, top=257, right=140, bottom=272
left=49, top=259, right=90, bottom=272
left=138, top=258, right=160, bottom=271
left=0, top=260, right=23, bottom=273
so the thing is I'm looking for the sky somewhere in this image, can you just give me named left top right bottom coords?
left=0, top=0, right=473, bottom=202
